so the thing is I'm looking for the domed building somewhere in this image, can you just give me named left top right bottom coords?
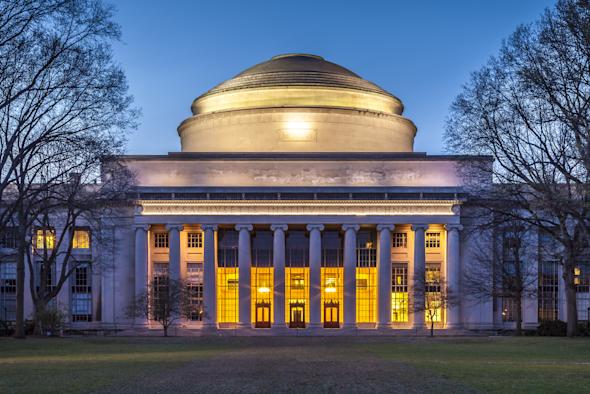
left=22, top=54, right=511, bottom=334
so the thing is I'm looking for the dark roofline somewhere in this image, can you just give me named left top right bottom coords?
left=104, top=152, right=493, bottom=162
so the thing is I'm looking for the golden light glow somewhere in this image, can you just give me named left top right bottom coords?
left=392, top=292, right=409, bottom=322
left=35, top=229, right=55, bottom=249
left=72, top=230, right=90, bottom=249
left=217, top=268, right=239, bottom=323
left=285, top=268, right=310, bottom=325
left=356, top=268, right=377, bottom=323
left=321, top=267, right=343, bottom=323
left=251, top=268, right=273, bottom=325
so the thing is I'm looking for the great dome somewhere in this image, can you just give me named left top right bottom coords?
left=178, top=54, right=417, bottom=153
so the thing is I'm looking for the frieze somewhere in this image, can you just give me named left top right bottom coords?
left=137, top=200, right=460, bottom=216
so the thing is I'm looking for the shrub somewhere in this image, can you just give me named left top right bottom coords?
left=536, top=320, right=567, bottom=336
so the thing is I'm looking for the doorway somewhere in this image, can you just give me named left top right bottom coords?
left=324, top=301, right=340, bottom=328
left=289, top=301, right=306, bottom=328
left=255, top=301, right=271, bottom=328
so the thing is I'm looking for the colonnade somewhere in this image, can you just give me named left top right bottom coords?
left=133, top=223, right=463, bottom=329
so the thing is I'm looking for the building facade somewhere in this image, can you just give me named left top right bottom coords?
left=1, top=54, right=588, bottom=334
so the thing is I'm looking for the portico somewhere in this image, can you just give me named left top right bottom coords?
left=130, top=197, right=462, bottom=332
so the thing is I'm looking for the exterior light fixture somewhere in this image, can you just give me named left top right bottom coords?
left=258, top=286, right=271, bottom=293
left=325, top=287, right=337, bottom=293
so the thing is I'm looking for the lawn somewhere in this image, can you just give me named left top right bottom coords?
left=0, top=336, right=589, bottom=393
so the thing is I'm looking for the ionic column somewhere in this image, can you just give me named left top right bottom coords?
left=236, top=224, right=253, bottom=328
left=377, top=224, right=395, bottom=328
left=445, top=224, right=463, bottom=329
left=165, top=225, right=183, bottom=282
left=343, top=224, right=359, bottom=328
left=307, top=224, right=324, bottom=328
left=271, top=224, right=288, bottom=328
left=134, top=225, right=150, bottom=325
left=202, top=224, right=218, bottom=328
left=412, top=224, right=429, bottom=329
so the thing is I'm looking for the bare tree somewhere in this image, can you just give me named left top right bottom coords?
left=127, top=279, right=199, bottom=337
left=446, top=0, right=590, bottom=336
left=0, top=0, right=137, bottom=338
left=412, top=276, right=456, bottom=337
left=463, top=215, right=538, bottom=335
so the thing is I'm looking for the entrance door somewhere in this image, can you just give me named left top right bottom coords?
left=255, top=301, right=271, bottom=328
left=324, top=301, right=340, bottom=328
left=289, top=302, right=306, bottom=328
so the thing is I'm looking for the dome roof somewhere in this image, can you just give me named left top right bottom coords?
left=199, top=54, right=394, bottom=99
left=179, top=54, right=416, bottom=154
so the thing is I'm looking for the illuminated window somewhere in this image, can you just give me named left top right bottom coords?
left=393, top=233, right=407, bottom=249
left=425, top=232, right=440, bottom=249
left=538, top=261, right=558, bottom=321
left=72, top=230, right=90, bottom=249
left=187, top=232, right=203, bottom=249
left=0, top=262, right=16, bottom=321
left=71, top=262, right=92, bottom=322
left=252, top=267, right=273, bottom=327
left=425, top=263, right=443, bottom=323
left=35, top=229, right=55, bottom=249
left=392, top=263, right=408, bottom=323
left=285, top=233, right=309, bottom=328
left=154, top=232, right=169, bottom=248
left=575, top=263, right=589, bottom=292
left=356, top=231, right=377, bottom=323
left=187, top=262, right=203, bottom=321
left=217, top=231, right=239, bottom=325
left=321, top=231, right=343, bottom=327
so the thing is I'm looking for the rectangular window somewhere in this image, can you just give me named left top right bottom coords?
left=0, top=227, right=17, bottom=249
left=187, top=262, right=203, bottom=321
left=72, top=230, right=90, bottom=249
left=393, top=233, right=407, bottom=249
left=35, top=228, right=55, bottom=249
left=71, top=262, right=92, bottom=322
left=392, top=263, right=408, bottom=323
left=0, top=262, right=17, bottom=321
left=187, top=232, right=203, bottom=249
left=425, top=232, right=441, bottom=249
left=35, top=261, right=54, bottom=291
left=575, top=263, right=589, bottom=293
left=501, top=297, right=516, bottom=322
left=151, top=263, right=169, bottom=321
left=425, top=263, right=443, bottom=323
left=538, top=261, right=559, bottom=321
left=154, top=232, right=169, bottom=249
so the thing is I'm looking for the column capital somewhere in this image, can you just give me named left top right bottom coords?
left=411, top=224, right=429, bottom=232
left=445, top=224, right=464, bottom=232
left=165, top=224, right=184, bottom=232
left=342, top=224, right=360, bottom=232
left=306, top=224, right=325, bottom=232
left=201, top=224, right=218, bottom=231
left=235, top=224, right=253, bottom=232
left=133, top=224, right=150, bottom=232
left=270, top=224, right=288, bottom=232
left=376, top=224, right=395, bottom=232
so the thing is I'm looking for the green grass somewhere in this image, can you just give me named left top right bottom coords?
left=0, top=336, right=589, bottom=393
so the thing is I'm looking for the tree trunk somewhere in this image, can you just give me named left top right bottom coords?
left=515, top=295, right=522, bottom=336
left=13, top=230, right=26, bottom=339
left=33, top=300, right=47, bottom=336
left=430, top=320, right=434, bottom=337
left=163, top=325, right=168, bottom=337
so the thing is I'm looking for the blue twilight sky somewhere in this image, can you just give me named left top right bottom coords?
left=112, top=0, right=556, bottom=155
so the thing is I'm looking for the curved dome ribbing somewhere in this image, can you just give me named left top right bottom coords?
left=200, top=54, right=395, bottom=99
